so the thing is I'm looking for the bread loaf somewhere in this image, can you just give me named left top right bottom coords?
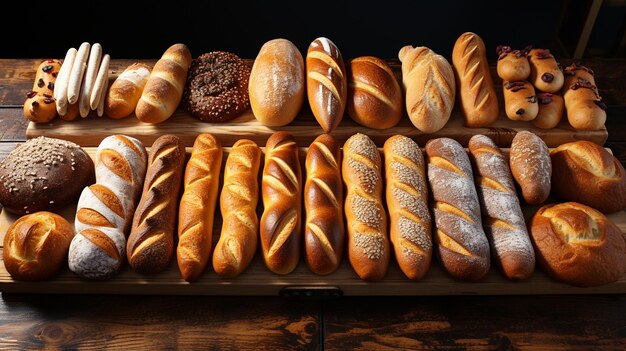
left=304, top=134, right=344, bottom=275
left=563, top=62, right=607, bottom=131
left=177, top=134, right=223, bottom=281
left=503, top=81, right=538, bottom=121
left=384, top=135, right=432, bottom=280
left=212, top=139, right=261, bottom=278
left=3, top=212, right=74, bottom=281
left=528, top=49, right=564, bottom=93
left=532, top=93, right=564, bottom=129
left=260, top=132, right=302, bottom=274
left=68, top=135, right=147, bottom=280
left=79, top=43, right=102, bottom=117
left=249, top=39, right=305, bottom=126
left=67, top=42, right=90, bottom=105
left=135, top=43, right=192, bottom=124
left=550, top=141, right=626, bottom=213
left=509, top=131, right=551, bottom=205
left=105, top=63, right=152, bottom=119
left=496, top=46, right=530, bottom=82
left=399, top=46, right=455, bottom=133
left=127, top=135, right=185, bottom=274
left=346, top=56, right=403, bottom=129
left=24, top=59, right=61, bottom=123
left=342, top=133, right=389, bottom=281
left=530, top=202, right=626, bottom=287
left=468, top=135, right=535, bottom=280
left=452, top=32, right=499, bottom=127
left=306, top=37, right=347, bottom=133
left=425, top=137, right=490, bottom=281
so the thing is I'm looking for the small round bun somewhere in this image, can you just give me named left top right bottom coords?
left=530, top=202, right=626, bottom=287
left=183, top=51, right=251, bottom=122
left=3, top=211, right=75, bottom=280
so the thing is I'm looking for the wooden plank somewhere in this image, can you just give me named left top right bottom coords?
left=0, top=294, right=320, bottom=350
left=1, top=147, right=624, bottom=296
left=323, top=295, right=626, bottom=350
left=0, top=108, right=28, bottom=142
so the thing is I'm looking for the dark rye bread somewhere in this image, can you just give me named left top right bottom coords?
left=183, top=51, right=251, bottom=123
left=0, top=137, right=94, bottom=215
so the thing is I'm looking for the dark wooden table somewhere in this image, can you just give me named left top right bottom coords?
left=1, top=59, right=625, bottom=350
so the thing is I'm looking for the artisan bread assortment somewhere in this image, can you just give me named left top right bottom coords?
left=563, top=62, right=607, bottom=131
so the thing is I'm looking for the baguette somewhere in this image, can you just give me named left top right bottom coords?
left=79, top=43, right=102, bottom=117
left=342, top=133, right=389, bottom=281
left=304, top=134, right=344, bottom=275
left=532, top=93, right=564, bottom=129
left=496, top=46, right=530, bottom=82
left=306, top=37, right=347, bottom=133
left=452, top=32, right=499, bottom=127
left=528, top=49, right=564, bottom=93
left=55, top=48, right=77, bottom=116
left=425, top=137, right=490, bottom=281
left=68, top=135, right=147, bottom=280
left=503, top=80, right=538, bottom=121
left=105, top=63, right=152, bottom=119
left=90, top=54, right=111, bottom=111
left=468, top=135, right=535, bottom=280
left=67, top=42, right=90, bottom=105
left=260, top=132, right=302, bottom=275
left=127, top=135, right=186, bottom=274
left=177, top=134, right=223, bottom=281
left=212, top=139, right=261, bottom=278
left=510, top=131, right=552, bottom=205
left=562, top=62, right=607, bottom=131
left=135, top=43, right=192, bottom=124
left=384, top=135, right=432, bottom=280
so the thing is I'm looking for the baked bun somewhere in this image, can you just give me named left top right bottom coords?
left=346, top=56, right=403, bottom=129
left=3, top=211, right=74, bottom=280
left=551, top=141, right=626, bottom=213
left=530, top=202, right=626, bottom=287
left=183, top=51, right=251, bottom=122
left=0, top=136, right=95, bottom=215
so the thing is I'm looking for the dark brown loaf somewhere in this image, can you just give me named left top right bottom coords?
left=306, top=38, right=347, bottom=133
left=346, top=56, right=403, bottom=129
left=528, top=49, right=564, bottom=93
left=468, top=135, right=535, bottom=280
left=550, top=141, right=626, bottom=213
left=452, top=32, right=499, bottom=127
left=3, top=212, right=74, bottom=281
left=530, top=202, right=626, bottom=287
left=0, top=136, right=95, bottom=215
left=177, top=134, right=223, bottom=281
left=425, top=137, right=490, bottom=281
left=304, top=134, right=344, bottom=275
left=384, top=135, right=432, bottom=280
left=260, top=132, right=302, bottom=275
left=562, top=62, right=607, bottom=130
left=127, top=135, right=186, bottom=274
left=212, top=139, right=261, bottom=278
left=509, top=131, right=551, bottom=205
left=342, top=133, right=390, bottom=281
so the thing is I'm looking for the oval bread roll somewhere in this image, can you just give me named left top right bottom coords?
left=496, top=46, right=530, bottom=82
left=106, top=63, right=152, bottom=119
left=528, top=48, right=564, bottom=93
left=503, top=81, right=538, bottom=121
left=562, top=62, right=607, bottom=131
left=532, top=93, right=564, bottom=129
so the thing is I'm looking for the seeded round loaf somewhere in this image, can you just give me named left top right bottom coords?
left=183, top=51, right=251, bottom=123
left=0, top=137, right=95, bottom=215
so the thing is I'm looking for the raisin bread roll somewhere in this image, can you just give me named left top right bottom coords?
left=503, top=81, right=538, bottom=121
left=532, top=93, right=564, bottom=129
left=468, top=135, right=535, bottom=280
left=343, top=133, right=390, bottom=281
left=425, top=138, right=490, bottom=281
left=384, top=135, right=432, bottom=280
left=399, top=46, right=455, bottom=133
left=528, top=49, right=564, bottom=93
left=563, top=62, right=607, bottom=131
left=496, top=46, right=531, bottom=82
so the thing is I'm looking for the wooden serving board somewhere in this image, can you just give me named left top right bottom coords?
left=23, top=59, right=608, bottom=148
left=0, top=147, right=624, bottom=296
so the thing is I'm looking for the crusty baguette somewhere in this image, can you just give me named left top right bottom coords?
left=425, top=137, right=490, bottom=281
left=509, top=131, right=551, bottom=205
left=528, top=48, right=564, bottom=93
left=260, top=132, right=302, bottom=275
left=562, top=62, right=607, bottom=131
left=468, top=134, right=535, bottom=280
left=105, top=63, right=152, bottom=119
left=342, top=133, right=389, bottom=281
left=177, top=134, right=223, bottom=282
left=384, top=135, right=432, bottom=280
left=127, top=135, right=186, bottom=274
left=306, top=37, right=347, bottom=133
left=135, top=43, right=192, bottom=124
left=452, top=32, right=499, bottom=127
left=399, top=46, right=455, bottom=133
left=212, top=139, right=262, bottom=278
left=304, top=134, right=344, bottom=275
left=68, top=135, right=148, bottom=280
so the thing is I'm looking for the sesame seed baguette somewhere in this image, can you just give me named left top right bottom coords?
left=425, top=137, right=490, bottom=281
left=304, top=134, right=344, bottom=275
left=342, top=133, right=390, bottom=281
left=384, top=135, right=432, bottom=280
left=260, top=132, right=303, bottom=275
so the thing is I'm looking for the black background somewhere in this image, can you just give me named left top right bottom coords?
left=0, top=1, right=614, bottom=60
